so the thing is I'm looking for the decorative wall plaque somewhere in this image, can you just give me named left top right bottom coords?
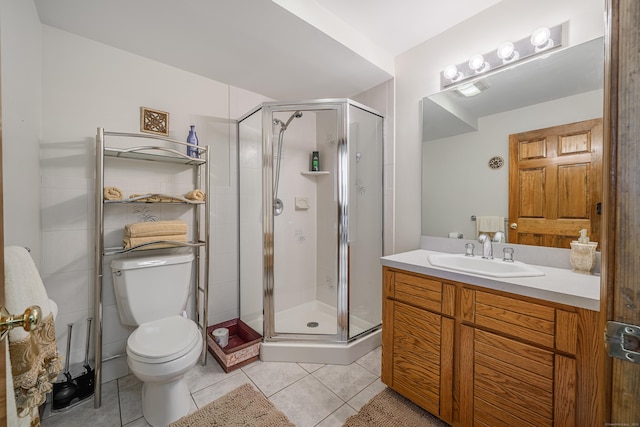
left=488, top=155, right=504, bottom=170
left=140, top=107, right=169, bottom=136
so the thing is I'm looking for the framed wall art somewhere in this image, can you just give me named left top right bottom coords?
left=140, top=107, right=169, bottom=136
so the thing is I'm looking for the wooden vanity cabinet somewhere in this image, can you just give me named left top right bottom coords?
left=382, top=268, right=455, bottom=423
left=382, top=267, right=602, bottom=427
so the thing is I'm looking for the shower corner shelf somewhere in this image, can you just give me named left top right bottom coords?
left=300, top=171, right=330, bottom=176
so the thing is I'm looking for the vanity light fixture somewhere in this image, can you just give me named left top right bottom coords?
left=440, top=23, right=564, bottom=89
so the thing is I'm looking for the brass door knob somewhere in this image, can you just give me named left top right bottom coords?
left=510, top=223, right=518, bottom=230
left=0, top=305, right=42, bottom=341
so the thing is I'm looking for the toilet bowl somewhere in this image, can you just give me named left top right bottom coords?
left=110, top=254, right=201, bottom=427
left=127, top=315, right=202, bottom=427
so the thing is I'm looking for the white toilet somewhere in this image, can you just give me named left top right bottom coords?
left=111, top=253, right=202, bottom=427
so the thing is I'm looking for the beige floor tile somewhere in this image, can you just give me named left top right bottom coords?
left=243, top=361, right=308, bottom=396
left=298, top=362, right=325, bottom=373
left=269, top=375, right=344, bottom=427
left=346, top=379, right=386, bottom=411
left=312, top=361, right=378, bottom=401
left=190, top=371, right=254, bottom=408
left=184, top=352, right=241, bottom=394
left=315, top=403, right=357, bottom=427
left=355, top=346, right=382, bottom=376
left=41, top=391, right=121, bottom=427
left=119, top=381, right=143, bottom=425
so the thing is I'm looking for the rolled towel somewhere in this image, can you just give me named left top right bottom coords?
left=124, top=220, right=188, bottom=237
left=185, top=189, right=206, bottom=201
left=123, top=234, right=188, bottom=250
left=103, top=186, right=123, bottom=200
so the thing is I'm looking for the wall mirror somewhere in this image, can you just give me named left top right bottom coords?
left=421, top=36, right=604, bottom=246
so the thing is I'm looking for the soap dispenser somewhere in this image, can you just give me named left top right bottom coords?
left=569, top=229, right=598, bottom=274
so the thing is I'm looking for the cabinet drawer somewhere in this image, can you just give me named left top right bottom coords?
left=463, top=289, right=556, bottom=348
left=393, top=272, right=443, bottom=313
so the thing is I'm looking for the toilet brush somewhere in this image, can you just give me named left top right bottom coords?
left=74, top=317, right=95, bottom=400
left=52, top=323, right=78, bottom=410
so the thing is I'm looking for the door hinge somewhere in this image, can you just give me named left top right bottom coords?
left=606, top=321, right=640, bottom=364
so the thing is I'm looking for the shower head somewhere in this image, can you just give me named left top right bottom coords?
left=274, top=111, right=303, bottom=130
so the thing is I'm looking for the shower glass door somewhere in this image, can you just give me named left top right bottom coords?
left=270, top=106, right=341, bottom=337
left=238, top=108, right=265, bottom=335
left=347, top=104, right=383, bottom=339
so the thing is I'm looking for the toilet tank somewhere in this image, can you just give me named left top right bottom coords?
left=110, top=253, right=194, bottom=326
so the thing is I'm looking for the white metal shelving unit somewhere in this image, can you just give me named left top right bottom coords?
left=93, top=128, right=210, bottom=408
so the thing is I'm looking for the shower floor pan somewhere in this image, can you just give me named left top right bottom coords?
left=257, top=300, right=382, bottom=365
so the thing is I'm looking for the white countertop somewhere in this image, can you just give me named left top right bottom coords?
left=381, top=249, right=600, bottom=311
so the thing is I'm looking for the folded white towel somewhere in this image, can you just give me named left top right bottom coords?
left=476, top=216, right=505, bottom=238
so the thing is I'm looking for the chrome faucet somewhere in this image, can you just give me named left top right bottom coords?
left=478, top=234, right=493, bottom=259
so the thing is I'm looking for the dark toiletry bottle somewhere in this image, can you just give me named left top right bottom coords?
left=187, top=125, right=199, bottom=158
left=312, top=151, right=320, bottom=171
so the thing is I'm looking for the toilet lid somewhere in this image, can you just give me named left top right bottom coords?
left=127, top=315, right=200, bottom=363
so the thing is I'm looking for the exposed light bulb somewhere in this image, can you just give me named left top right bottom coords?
left=468, top=54, right=490, bottom=73
left=531, top=27, right=554, bottom=52
left=497, top=41, right=519, bottom=63
left=443, top=64, right=462, bottom=81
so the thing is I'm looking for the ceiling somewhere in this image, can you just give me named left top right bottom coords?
left=34, top=0, right=502, bottom=101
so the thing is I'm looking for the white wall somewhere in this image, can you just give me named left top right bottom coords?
left=0, top=0, right=42, bottom=265
left=39, top=25, right=270, bottom=381
left=394, top=0, right=605, bottom=252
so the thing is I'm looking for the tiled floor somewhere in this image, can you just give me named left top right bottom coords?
left=41, top=346, right=385, bottom=427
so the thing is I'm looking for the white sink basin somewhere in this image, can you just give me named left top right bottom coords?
left=427, top=253, right=545, bottom=278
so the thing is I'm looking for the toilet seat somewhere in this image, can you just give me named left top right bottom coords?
left=127, top=315, right=200, bottom=364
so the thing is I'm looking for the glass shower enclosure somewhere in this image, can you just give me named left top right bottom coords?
left=238, top=99, right=383, bottom=345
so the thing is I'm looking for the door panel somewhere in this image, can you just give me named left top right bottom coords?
left=604, top=0, right=640, bottom=423
left=509, top=118, right=603, bottom=248
left=0, top=49, right=7, bottom=425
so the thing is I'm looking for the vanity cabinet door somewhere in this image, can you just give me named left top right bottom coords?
left=460, top=326, right=576, bottom=427
left=385, top=300, right=454, bottom=421
left=382, top=268, right=454, bottom=423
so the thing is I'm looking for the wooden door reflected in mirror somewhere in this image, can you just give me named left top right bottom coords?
left=508, top=118, right=603, bottom=248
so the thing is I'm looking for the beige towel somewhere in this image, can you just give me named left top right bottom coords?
left=129, top=193, right=162, bottom=203
left=103, top=186, right=123, bottom=200
left=4, top=247, right=63, bottom=422
left=185, top=189, right=206, bottom=201
left=476, top=216, right=505, bottom=238
left=157, top=195, right=185, bottom=203
left=124, top=220, right=188, bottom=238
left=123, top=234, right=188, bottom=250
